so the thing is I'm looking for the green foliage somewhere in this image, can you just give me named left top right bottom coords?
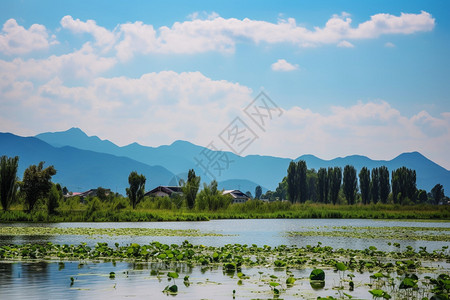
left=329, top=167, right=342, bottom=205
left=286, top=160, right=308, bottom=203
left=196, top=180, right=231, bottom=211
left=392, top=167, right=417, bottom=204
left=0, top=155, right=19, bottom=211
left=255, top=185, right=262, bottom=199
left=317, top=168, right=328, bottom=203
left=371, top=168, right=380, bottom=204
left=431, top=184, right=445, bottom=205
left=126, top=171, right=146, bottom=209
left=379, top=166, right=390, bottom=204
left=310, top=268, right=325, bottom=281
left=21, top=161, right=56, bottom=211
left=343, top=165, right=357, bottom=205
left=359, top=167, right=370, bottom=205
left=47, top=184, right=61, bottom=215
left=183, top=169, right=200, bottom=209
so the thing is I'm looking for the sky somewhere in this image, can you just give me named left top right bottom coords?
left=1, top=0, right=449, bottom=169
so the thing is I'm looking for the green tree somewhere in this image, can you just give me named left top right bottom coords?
left=391, top=167, right=417, bottom=204
left=183, top=169, right=200, bottom=209
left=371, top=168, right=380, bottom=204
left=417, top=189, right=428, bottom=204
left=379, top=166, right=390, bottom=204
left=297, top=160, right=308, bottom=203
left=431, top=184, right=444, bottom=205
left=126, top=171, right=146, bottom=209
left=0, top=156, right=19, bottom=211
left=317, top=168, right=328, bottom=203
left=22, top=162, right=56, bottom=211
left=358, top=167, right=370, bottom=205
left=96, top=187, right=108, bottom=201
left=255, top=185, right=262, bottom=199
left=273, top=177, right=287, bottom=201
left=307, top=169, right=318, bottom=202
left=329, top=167, right=342, bottom=205
left=343, top=165, right=357, bottom=205
left=47, top=184, right=61, bottom=214
left=196, top=180, right=231, bottom=210
left=286, top=161, right=297, bottom=203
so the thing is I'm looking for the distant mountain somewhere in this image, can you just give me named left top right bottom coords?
left=34, top=128, right=450, bottom=192
left=36, top=128, right=283, bottom=189
left=0, top=133, right=175, bottom=194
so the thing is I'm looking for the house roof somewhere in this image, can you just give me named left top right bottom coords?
left=145, top=186, right=183, bottom=196
left=222, top=189, right=250, bottom=199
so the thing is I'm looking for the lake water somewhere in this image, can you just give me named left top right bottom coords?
left=1, top=218, right=449, bottom=251
left=0, top=219, right=449, bottom=299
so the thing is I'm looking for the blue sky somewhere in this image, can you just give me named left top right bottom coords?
left=1, top=0, right=449, bottom=169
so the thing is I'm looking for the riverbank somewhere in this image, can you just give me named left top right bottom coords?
left=1, top=203, right=448, bottom=222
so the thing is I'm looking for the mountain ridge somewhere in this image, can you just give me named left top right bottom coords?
left=23, top=128, right=450, bottom=192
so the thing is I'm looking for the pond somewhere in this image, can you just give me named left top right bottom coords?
left=1, top=219, right=449, bottom=251
left=0, top=219, right=449, bottom=299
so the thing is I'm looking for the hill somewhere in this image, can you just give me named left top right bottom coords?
left=34, top=128, right=450, bottom=192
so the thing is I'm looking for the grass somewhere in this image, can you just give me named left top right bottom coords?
left=0, top=202, right=449, bottom=222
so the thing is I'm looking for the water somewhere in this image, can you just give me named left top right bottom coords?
left=0, top=219, right=449, bottom=299
left=1, top=219, right=448, bottom=251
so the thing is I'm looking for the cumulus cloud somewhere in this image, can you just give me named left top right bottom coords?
left=58, top=11, right=434, bottom=60
left=271, top=59, right=298, bottom=71
left=0, top=19, right=57, bottom=55
left=0, top=43, right=117, bottom=81
left=60, top=15, right=116, bottom=50
left=337, top=40, right=354, bottom=48
left=0, top=70, right=252, bottom=147
left=254, top=101, right=450, bottom=169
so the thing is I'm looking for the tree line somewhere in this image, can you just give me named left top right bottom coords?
left=0, top=155, right=231, bottom=213
left=260, top=160, right=446, bottom=205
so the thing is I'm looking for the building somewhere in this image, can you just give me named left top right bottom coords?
left=222, top=190, right=250, bottom=203
left=144, top=186, right=183, bottom=197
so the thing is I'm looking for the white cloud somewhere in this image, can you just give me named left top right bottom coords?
left=58, top=11, right=434, bottom=60
left=255, top=101, right=450, bottom=169
left=271, top=59, right=298, bottom=71
left=337, top=40, right=354, bottom=48
left=0, top=70, right=252, bottom=147
left=0, top=43, right=117, bottom=81
left=0, top=19, right=57, bottom=55
left=385, top=42, right=396, bottom=47
left=60, top=16, right=116, bottom=51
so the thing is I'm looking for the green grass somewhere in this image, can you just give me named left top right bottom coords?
left=1, top=201, right=449, bottom=222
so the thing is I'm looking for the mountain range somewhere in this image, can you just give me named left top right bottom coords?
left=0, top=128, right=448, bottom=194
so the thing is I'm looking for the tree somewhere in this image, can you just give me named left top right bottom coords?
left=183, top=169, right=200, bottom=209
left=379, top=166, right=390, bottom=204
left=358, top=167, right=370, bottom=205
left=329, top=167, right=342, bottom=205
left=431, top=184, right=444, bottom=205
left=126, top=171, right=146, bottom=209
left=22, top=162, right=56, bottom=211
left=343, top=165, right=357, bottom=205
left=47, top=184, right=61, bottom=214
left=0, top=156, right=19, bottom=211
left=307, top=169, right=318, bottom=202
left=371, top=168, right=380, bottom=204
left=255, top=185, right=262, bottom=199
left=286, top=161, right=297, bottom=203
left=317, top=168, right=328, bottom=203
left=417, top=189, right=428, bottom=204
left=297, top=160, right=308, bottom=203
left=391, top=167, right=417, bottom=204
left=196, top=180, right=231, bottom=211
